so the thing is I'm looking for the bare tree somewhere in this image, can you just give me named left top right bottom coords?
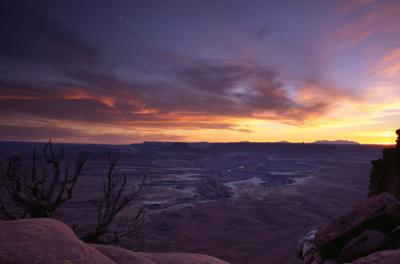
left=0, top=142, right=146, bottom=248
left=0, top=141, right=88, bottom=219
left=80, top=157, right=146, bottom=247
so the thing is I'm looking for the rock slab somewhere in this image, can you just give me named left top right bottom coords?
left=349, top=249, right=400, bottom=264
left=315, top=192, right=400, bottom=258
left=0, top=218, right=114, bottom=264
left=339, top=229, right=387, bottom=262
left=0, top=218, right=229, bottom=264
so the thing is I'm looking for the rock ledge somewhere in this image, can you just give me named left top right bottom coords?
left=0, top=218, right=229, bottom=264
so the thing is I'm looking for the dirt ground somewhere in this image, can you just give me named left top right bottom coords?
left=141, top=159, right=374, bottom=264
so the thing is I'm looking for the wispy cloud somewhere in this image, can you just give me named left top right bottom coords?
left=0, top=0, right=399, bottom=143
left=377, top=49, right=400, bottom=78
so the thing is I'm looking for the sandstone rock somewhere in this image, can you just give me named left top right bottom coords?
left=349, top=249, right=400, bottom=264
left=315, top=193, right=400, bottom=258
left=93, top=244, right=229, bottom=264
left=339, top=229, right=387, bottom=262
left=369, top=148, right=400, bottom=199
left=142, top=253, right=230, bottom=264
left=304, top=252, right=322, bottom=264
left=91, top=244, right=155, bottom=264
left=297, top=230, right=326, bottom=264
left=0, top=218, right=229, bottom=264
left=297, top=230, right=318, bottom=258
left=0, top=218, right=114, bottom=264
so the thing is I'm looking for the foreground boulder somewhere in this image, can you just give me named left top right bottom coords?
left=297, top=193, right=400, bottom=263
left=349, top=249, right=400, bottom=264
left=298, top=133, right=400, bottom=264
left=0, top=218, right=114, bottom=264
left=297, top=230, right=320, bottom=264
left=91, top=245, right=155, bottom=264
left=93, top=244, right=229, bottom=264
left=315, top=192, right=400, bottom=258
left=338, top=229, right=387, bottom=262
left=0, top=218, right=229, bottom=264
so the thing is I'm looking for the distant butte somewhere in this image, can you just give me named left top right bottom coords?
left=312, top=140, right=360, bottom=145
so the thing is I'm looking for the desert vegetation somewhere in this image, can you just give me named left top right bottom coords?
left=0, top=141, right=145, bottom=247
left=80, top=156, right=146, bottom=246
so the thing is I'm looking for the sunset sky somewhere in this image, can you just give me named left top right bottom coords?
left=0, top=0, right=399, bottom=144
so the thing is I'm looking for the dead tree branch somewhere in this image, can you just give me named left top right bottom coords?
left=0, top=140, right=88, bottom=219
left=81, top=157, right=146, bottom=246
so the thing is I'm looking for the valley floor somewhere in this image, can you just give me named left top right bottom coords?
left=0, top=142, right=382, bottom=263
left=142, top=159, right=373, bottom=264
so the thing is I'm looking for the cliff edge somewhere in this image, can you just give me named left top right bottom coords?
left=297, top=129, right=400, bottom=264
left=369, top=129, right=400, bottom=199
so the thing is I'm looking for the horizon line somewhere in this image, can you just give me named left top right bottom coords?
left=0, top=139, right=395, bottom=147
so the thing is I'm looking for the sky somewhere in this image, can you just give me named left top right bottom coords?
left=0, top=0, right=399, bottom=144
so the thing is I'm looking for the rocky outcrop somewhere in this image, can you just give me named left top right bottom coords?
left=369, top=146, right=400, bottom=199
left=349, top=249, right=400, bottom=264
left=90, top=245, right=155, bottom=264
left=0, top=218, right=114, bottom=264
left=196, top=180, right=233, bottom=200
left=297, top=129, right=400, bottom=264
left=315, top=192, right=400, bottom=257
left=297, top=193, right=400, bottom=264
left=92, top=244, right=228, bottom=264
left=0, top=218, right=229, bottom=264
left=338, top=229, right=387, bottom=262
left=297, top=230, right=319, bottom=263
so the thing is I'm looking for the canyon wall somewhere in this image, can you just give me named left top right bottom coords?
left=369, top=147, right=400, bottom=199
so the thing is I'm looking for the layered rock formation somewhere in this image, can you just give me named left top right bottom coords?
left=297, top=193, right=400, bottom=263
left=297, top=130, right=400, bottom=264
left=0, top=218, right=228, bottom=264
left=369, top=147, right=400, bottom=199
